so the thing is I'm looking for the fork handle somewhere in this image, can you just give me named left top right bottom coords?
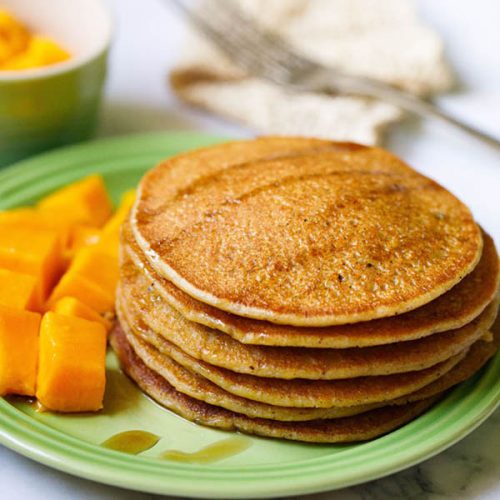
left=321, top=72, right=500, bottom=152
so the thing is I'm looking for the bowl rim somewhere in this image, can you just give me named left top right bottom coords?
left=0, top=0, right=113, bottom=82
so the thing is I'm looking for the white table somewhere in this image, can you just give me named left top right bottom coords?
left=1, top=0, right=499, bottom=498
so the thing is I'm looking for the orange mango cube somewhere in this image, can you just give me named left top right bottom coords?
left=93, top=234, right=119, bottom=259
left=2, top=35, right=70, bottom=70
left=70, top=247, right=119, bottom=296
left=69, top=225, right=101, bottom=250
left=38, top=175, right=113, bottom=228
left=65, top=225, right=102, bottom=263
left=50, top=297, right=111, bottom=332
left=0, top=207, right=34, bottom=224
left=36, top=312, right=107, bottom=412
left=97, top=190, right=136, bottom=258
left=0, top=305, right=41, bottom=396
left=0, top=207, right=72, bottom=246
left=0, top=269, right=38, bottom=311
left=47, top=272, right=114, bottom=314
left=0, top=9, right=29, bottom=64
left=101, top=189, right=136, bottom=237
left=0, top=225, right=63, bottom=305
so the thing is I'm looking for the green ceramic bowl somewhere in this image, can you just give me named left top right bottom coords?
left=0, top=0, right=112, bottom=166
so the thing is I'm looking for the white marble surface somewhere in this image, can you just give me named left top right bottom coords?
left=1, top=0, right=499, bottom=498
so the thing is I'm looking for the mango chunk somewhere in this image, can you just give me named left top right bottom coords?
left=38, top=175, right=113, bottom=228
left=50, top=297, right=111, bottom=332
left=65, top=225, right=102, bottom=262
left=102, top=189, right=136, bottom=237
left=47, top=271, right=114, bottom=313
left=0, top=225, right=63, bottom=306
left=36, top=312, right=106, bottom=412
left=93, top=234, right=120, bottom=259
left=47, top=245, right=119, bottom=312
left=0, top=10, right=29, bottom=64
left=0, top=207, right=31, bottom=222
left=0, top=207, right=72, bottom=247
left=0, top=305, right=41, bottom=396
left=121, top=189, right=137, bottom=207
left=69, top=225, right=101, bottom=249
left=0, top=269, right=38, bottom=311
left=97, top=190, right=136, bottom=259
left=70, top=247, right=119, bottom=296
left=64, top=224, right=101, bottom=266
left=2, top=35, right=70, bottom=70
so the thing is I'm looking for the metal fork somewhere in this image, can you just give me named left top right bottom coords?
left=170, top=0, right=500, bottom=151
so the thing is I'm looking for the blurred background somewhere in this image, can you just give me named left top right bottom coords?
left=102, top=0, right=500, bottom=258
left=100, top=0, right=500, bottom=142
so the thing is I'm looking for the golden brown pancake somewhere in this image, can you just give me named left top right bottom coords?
left=121, top=320, right=497, bottom=422
left=116, top=298, right=464, bottom=408
left=131, top=138, right=482, bottom=326
left=117, top=248, right=498, bottom=379
left=389, top=331, right=497, bottom=405
left=123, top=222, right=499, bottom=348
left=110, top=323, right=442, bottom=443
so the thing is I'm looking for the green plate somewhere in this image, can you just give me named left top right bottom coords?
left=0, top=131, right=498, bottom=498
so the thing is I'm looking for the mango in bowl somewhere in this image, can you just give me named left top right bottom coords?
left=0, top=0, right=112, bottom=166
left=0, top=9, right=70, bottom=70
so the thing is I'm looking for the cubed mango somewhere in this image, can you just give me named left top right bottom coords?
left=47, top=272, right=114, bottom=313
left=0, top=10, right=29, bottom=64
left=38, top=175, right=113, bottom=228
left=0, top=225, right=63, bottom=305
left=0, top=207, right=72, bottom=246
left=65, top=225, right=102, bottom=264
left=70, top=247, right=119, bottom=296
left=64, top=224, right=101, bottom=266
left=93, top=234, right=120, bottom=259
left=69, top=225, right=101, bottom=250
left=0, top=305, right=41, bottom=396
left=1, top=35, right=70, bottom=70
left=0, top=269, right=38, bottom=311
left=36, top=312, right=107, bottom=412
left=50, top=297, right=111, bottom=332
left=101, top=189, right=136, bottom=237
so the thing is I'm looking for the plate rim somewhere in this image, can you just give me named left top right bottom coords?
left=0, top=131, right=498, bottom=498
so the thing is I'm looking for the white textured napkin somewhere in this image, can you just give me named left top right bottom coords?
left=171, top=0, right=454, bottom=144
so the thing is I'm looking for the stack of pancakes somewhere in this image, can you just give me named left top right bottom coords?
left=111, top=137, right=500, bottom=443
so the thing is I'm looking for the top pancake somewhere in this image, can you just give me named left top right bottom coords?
left=123, top=222, right=499, bottom=348
left=132, top=137, right=482, bottom=326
